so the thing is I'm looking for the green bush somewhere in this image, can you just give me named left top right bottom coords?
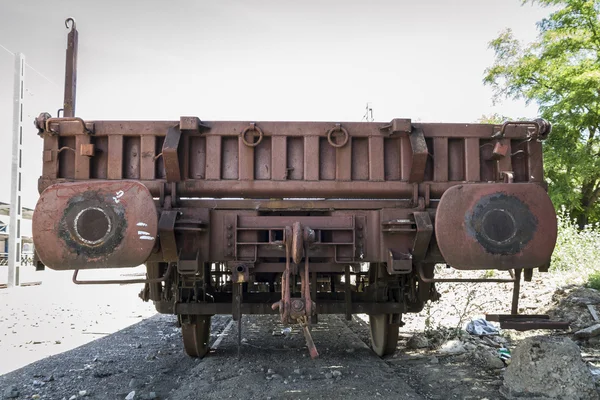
left=587, top=271, right=600, bottom=291
left=551, top=207, right=600, bottom=272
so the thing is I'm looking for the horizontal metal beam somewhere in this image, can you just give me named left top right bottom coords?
left=175, top=199, right=417, bottom=210
left=49, top=120, right=536, bottom=139
left=174, top=301, right=405, bottom=315
left=38, top=178, right=548, bottom=201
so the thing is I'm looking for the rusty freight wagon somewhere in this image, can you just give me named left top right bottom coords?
left=32, top=20, right=559, bottom=358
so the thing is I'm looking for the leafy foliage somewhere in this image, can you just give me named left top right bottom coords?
left=484, top=0, right=600, bottom=226
left=551, top=207, right=600, bottom=271
left=587, top=270, right=600, bottom=290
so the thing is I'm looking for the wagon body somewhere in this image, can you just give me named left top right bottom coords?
left=30, top=20, right=558, bottom=357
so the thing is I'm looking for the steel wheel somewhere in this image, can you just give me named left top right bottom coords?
left=181, top=315, right=211, bottom=358
left=369, top=314, right=399, bottom=357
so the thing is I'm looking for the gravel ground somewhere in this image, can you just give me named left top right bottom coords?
left=2, top=266, right=600, bottom=400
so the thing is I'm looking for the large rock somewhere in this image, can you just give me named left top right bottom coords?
left=575, top=324, right=600, bottom=339
left=406, top=334, right=430, bottom=349
left=2, top=385, right=19, bottom=399
left=478, top=349, right=505, bottom=370
left=502, top=336, right=598, bottom=399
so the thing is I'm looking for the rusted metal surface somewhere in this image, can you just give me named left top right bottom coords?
left=63, top=18, right=77, bottom=118
left=485, top=314, right=569, bottom=331
left=30, top=19, right=562, bottom=358
left=37, top=119, right=548, bottom=197
left=435, top=183, right=557, bottom=270
left=493, top=119, right=552, bottom=140
left=32, top=180, right=157, bottom=269
left=162, top=125, right=182, bottom=182
left=175, top=301, right=406, bottom=315
left=72, top=262, right=173, bottom=285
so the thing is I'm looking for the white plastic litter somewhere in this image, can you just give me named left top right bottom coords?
left=466, top=318, right=499, bottom=335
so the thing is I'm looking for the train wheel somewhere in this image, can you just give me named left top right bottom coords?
left=181, top=315, right=211, bottom=358
left=369, top=314, right=399, bottom=357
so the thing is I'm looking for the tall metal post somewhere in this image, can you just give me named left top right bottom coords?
left=64, top=18, right=78, bottom=117
left=7, top=53, right=25, bottom=288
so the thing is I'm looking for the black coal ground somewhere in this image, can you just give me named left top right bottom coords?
left=0, top=312, right=510, bottom=400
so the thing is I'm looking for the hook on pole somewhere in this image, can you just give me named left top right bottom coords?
left=65, top=18, right=76, bottom=31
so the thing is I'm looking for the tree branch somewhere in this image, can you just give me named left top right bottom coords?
left=589, top=181, right=600, bottom=207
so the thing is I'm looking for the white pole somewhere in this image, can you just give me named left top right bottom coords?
left=7, top=53, right=24, bottom=288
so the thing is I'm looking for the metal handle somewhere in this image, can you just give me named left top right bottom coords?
left=493, top=119, right=551, bottom=140
left=327, top=123, right=349, bottom=148
left=240, top=123, right=264, bottom=147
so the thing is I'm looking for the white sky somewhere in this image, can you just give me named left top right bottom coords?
left=0, top=0, right=550, bottom=209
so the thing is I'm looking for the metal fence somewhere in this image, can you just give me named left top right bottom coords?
left=0, top=252, right=34, bottom=266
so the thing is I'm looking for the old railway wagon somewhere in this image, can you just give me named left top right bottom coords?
left=32, top=20, right=558, bottom=358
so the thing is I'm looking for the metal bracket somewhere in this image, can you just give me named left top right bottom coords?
left=158, top=210, right=179, bottom=262
left=411, top=211, right=433, bottom=263
left=386, top=249, right=412, bottom=274
left=379, top=118, right=411, bottom=136
left=163, top=125, right=182, bottom=182
left=489, top=141, right=509, bottom=160
left=408, top=127, right=428, bottom=183
left=492, top=119, right=552, bottom=140
left=180, top=116, right=209, bottom=132
left=80, top=143, right=95, bottom=157
left=42, top=117, right=94, bottom=136
left=229, top=261, right=251, bottom=284
left=178, top=249, right=201, bottom=275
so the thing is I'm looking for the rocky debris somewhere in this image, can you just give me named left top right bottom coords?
left=332, top=370, right=342, bottom=378
left=324, top=372, right=333, bottom=379
left=548, top=287, right=600, bottom=331
left=407, top=334, right=430, bottom=349
left=140, top=393, right=157, bottom=400
left=568, top=288, right=600, bottom=305
left=125, top=391, right=136, bottom=400
left=92, top=369, right=114, bottom=378
left=438, top=340, right=466, bottom=354
left=589, top=336, right=600, bottom=346
left=463, top=342, right=477, bottom=352
left=502, top=336, right=599, bottom=399
left=476, top=349, right=504, bottom=370
left=3, top=385, right=19, bottom=399
left=574, top=324, right=600, bottom=339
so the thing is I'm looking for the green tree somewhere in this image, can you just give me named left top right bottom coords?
left=484, top=0, right=600, bottom=227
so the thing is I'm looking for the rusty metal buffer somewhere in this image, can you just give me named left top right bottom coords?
left=31, top=19, right=561, bottom=358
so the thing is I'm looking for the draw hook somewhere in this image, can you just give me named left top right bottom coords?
left=65, top=18, right=76, bottom=31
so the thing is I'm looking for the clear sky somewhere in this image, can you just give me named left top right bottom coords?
left=0, top=0, right=551, bottom=209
